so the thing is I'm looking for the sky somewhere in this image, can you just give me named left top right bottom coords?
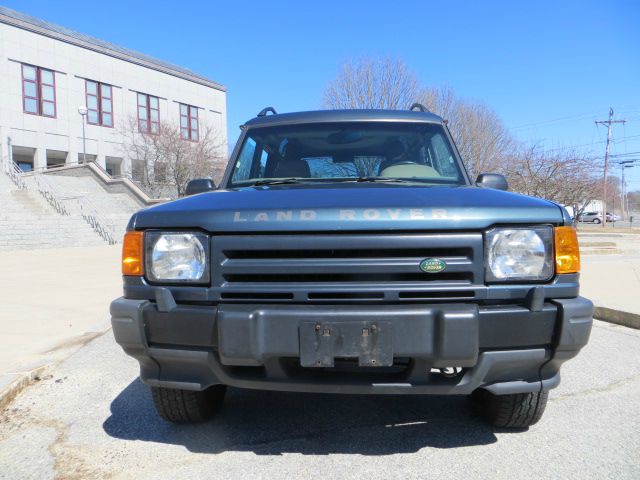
left=6, top=0, right=640, bottom=189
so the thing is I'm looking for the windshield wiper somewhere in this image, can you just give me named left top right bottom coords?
left=355, top=177, right=418, bottom=183
left=322, top=177, right=432, bottom=184
left=247, top=177, right=439, bottom=186
left=251, top=178, right=303, bottom=186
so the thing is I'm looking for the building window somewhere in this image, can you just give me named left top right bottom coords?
left=137, top=93, right=159, bottom=134
left=85, top=80, right=113, bottom=127
left=131, top=160, right=145, bottom=181
left=179, top=104, right=199, bottom=141
left=154, top=162, right=168, bottom=183
left=22, top=64, right=56, bottom=117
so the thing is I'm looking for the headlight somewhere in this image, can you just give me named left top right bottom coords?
left=485, top=227, right=554, bottom=282
left=145, top=232, right=209, bottom=283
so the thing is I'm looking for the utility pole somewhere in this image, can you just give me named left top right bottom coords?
left=595, top=108, right=625, bottom=227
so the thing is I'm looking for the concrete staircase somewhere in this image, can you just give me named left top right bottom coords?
left=0, top=173, right=107, bottom=250
left=23, top=174, right=139, bottom=240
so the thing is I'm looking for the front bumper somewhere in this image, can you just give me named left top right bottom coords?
left=110, top=296, right=593, bottom=395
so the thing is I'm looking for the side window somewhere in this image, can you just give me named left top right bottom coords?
left=258, top=150, right=268, bottom=177
left=232, top=138, right=257, bottom=182
left=430, top=133, right=458, bottom=178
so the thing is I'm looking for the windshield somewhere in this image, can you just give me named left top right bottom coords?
left=228, top=122, right=467, bottom=187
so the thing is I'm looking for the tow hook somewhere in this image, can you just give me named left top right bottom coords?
left=437, top=367, right=463, bottom=378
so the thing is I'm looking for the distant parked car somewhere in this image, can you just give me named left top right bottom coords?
left=577, top=212, right=620, bottom=223
left=578, top=212, right=602, bottom=224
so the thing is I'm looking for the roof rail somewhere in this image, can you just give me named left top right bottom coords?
left=257, top=107, right=277, bottom=117
left=409, top=103, right=431, bottom=113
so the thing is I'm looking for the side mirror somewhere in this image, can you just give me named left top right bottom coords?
left=475, top=173, right=508, bottom=191
left=185, top=178, right=216, bottom=196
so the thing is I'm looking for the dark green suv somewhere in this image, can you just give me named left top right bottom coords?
left=111, top=106, right=593, bottom=428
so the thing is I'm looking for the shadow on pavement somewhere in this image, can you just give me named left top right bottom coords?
left=103, top=378, right=498, bottom=455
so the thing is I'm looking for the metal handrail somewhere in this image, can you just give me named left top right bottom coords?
left=34, top=171, right=118, bottom=244
left=4, top=160, right=27, bottom=190
left=77, top=195, right=118, bottom=245
left=32, top=173, right=70, bottom=216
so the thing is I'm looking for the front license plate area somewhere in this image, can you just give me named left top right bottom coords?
left=299, top=321, right=393, bottom=367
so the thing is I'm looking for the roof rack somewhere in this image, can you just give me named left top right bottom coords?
left=257, top=107, right=277, bottom=117
left=409, top=103, right=432, bottom=113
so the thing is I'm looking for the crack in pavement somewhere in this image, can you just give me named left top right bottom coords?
left=1, top=405, right=112, bottom=480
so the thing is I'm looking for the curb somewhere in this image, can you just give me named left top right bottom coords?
left=594, top=306, right=640, bottom=330
left=0, top=364, right=50, bottom=411
left=581, top=249, right=622, bottom=256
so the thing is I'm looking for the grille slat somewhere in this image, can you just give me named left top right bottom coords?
left=221, top=257, right=474, bottom=275
left=223, top=272, right=473, bottom=283
left=212, top=234, right=483, bottom=302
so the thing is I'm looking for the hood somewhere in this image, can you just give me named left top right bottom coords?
left=131, top=183, right=565, bottom=232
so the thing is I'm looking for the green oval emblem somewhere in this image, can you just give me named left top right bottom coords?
left=420, top=258, right=446, bottom=273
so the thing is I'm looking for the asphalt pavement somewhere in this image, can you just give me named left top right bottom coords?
left=0, top=320, right=638, bottom=480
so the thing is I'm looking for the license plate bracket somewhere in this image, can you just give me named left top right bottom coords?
left=299, top=321, right=393, bottom=367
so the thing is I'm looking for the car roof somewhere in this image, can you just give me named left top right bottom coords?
left=243, top=109, right=445, bottom=128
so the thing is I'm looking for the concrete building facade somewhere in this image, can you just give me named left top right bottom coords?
left=0, top=6, right=226, bottom=178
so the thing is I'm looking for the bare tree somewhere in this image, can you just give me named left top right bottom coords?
left=322, top=56, right=609, bottom=214
left=323, top=57, right=420, bottom=110
left=322, top=58, right=514, bottom=179
left=627, top=190, right=640, bottom=215
left=503, top=146, right=605, bottom=216
left=121, top=117, right=226, bottom=198
left=419, top=87, right=515, bottom=179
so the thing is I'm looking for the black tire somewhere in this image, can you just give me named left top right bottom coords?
left=471, top=389, right=549, bottom=428
left=593, top=218, right=601, bottom=224
left=150, top=385, right=226, bottom=424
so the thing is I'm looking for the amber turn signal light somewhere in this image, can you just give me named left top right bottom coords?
left=122, top=231, right=144, bottom=276
left=554, top=226, right=580, bottom=274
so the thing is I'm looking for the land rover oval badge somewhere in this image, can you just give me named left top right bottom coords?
left=420, top=258, right=446, bottom=273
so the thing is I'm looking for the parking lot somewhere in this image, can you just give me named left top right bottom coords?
left=1, top=319, right=638, bottom=480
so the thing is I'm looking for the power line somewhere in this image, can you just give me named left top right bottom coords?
left=511, top=111, right=602, bottom=130
left=610, top=151, right=640, bottom=158
left=510, top=106, right=640, bottom=131
left=614, top=134, right=640, bottom=142
left=538, top=134, right=639, bottom=154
